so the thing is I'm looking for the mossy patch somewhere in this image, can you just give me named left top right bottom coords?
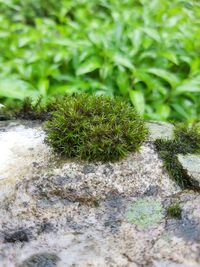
left=166, top=202, right=182, bottom=219
left=125, top=199, right=163, bottom=229
left=0, top=97, right=58, bottom=121
left=45, top=94, right=148, bottom=162
left=155, top=123, right=200, bottom=189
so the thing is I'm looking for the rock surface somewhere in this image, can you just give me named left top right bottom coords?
left=146, top=121, right=174, bottom=141
left=178, top=154, right=200, bottom=188
left=0, top=121, right=200, bottom=267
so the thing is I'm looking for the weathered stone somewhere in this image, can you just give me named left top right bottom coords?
left=0, top=121, right=53, bottom=202
left=82, top=164, right=95, bottom=174
left=146, top=121, right=174, bottom=141
left=1, top=121, right=200, bottom=267
left=144, top=185, right=160, bottom=196
left=4, top=228, right=30, bottom=243
left=19, top=253, right=60, bottom=267
left=166, top=216, right=200, bottom=242
left=153, top=261, right=200, bottom=267
left=178, top=154, right=200, bottom=188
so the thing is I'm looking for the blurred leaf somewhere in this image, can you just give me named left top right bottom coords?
left=76, top=57, right=101, bottom=75
left=0, top=0, right=200, bottom=122
left=113, top=53, right=135, bottom=70
left=129, top=90, right=145, bottom=115
left=175, top=76, right=200, bottom=94
left=0, top=78, right=38, bottom=100
left=171, top=103, right=189, bottom=120
left=143, top=28, right=161, bottom=42
left=49, top=84, right=81, bottom=95
left=157, top=104, right=170, bottom=120
left=99, top=64, right=112, bottom=80
left=130, top=29, right=143, bottom=54
left=160, top=51, right=178, bottom=65
left=147, top=68, right=180, bottom=87
left=116, top=70, right=130, bottom=96
left=38, top=79, right=49, bottom=96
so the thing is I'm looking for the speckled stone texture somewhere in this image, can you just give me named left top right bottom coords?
left=0, top=121, right=200, bottom=267
left=178, top=154, right=200, bottom=188
left=146, top=121, right=174, bottom=141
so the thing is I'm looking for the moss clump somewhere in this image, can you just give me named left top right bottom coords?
left=155, top=123, right=200, bottom=189
left=167, top=203, right=182, bottom=219
left=45, top=94, right=147, bottom=162
left=1, top=97, right=57, bottom=121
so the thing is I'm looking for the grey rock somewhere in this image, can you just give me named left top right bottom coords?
left=153, top=261, right=199, bottom=267
left=82, top=164, right=95, bottom=174
left=103, top=163, right=114, bottom=176
left=178, top=154, right=200, bottom=188
left=1, top=121, right=200, bottom=267
left=37, top=222, right=54, bottom=234
left=19, top=253, right=59, bottom=267
left=146, top=121, right=174, bottom=141
left=4, top=228, right=30, bottom=243
left=144, top=185, right=160, bottom=196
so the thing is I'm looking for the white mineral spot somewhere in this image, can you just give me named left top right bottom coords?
left=0, top=124, right=51, bottom=200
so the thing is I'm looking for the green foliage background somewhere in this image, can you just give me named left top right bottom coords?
left=0, top=0, right=200, bottom=121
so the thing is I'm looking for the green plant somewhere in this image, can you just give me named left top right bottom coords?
left=1, top=97, right=58, bottom=121
left=166, top=202, right=182, bottom=219
left=155, top=123, right=200, bottom=189
left=0, top=0, right=200, bottom=122
left=45, top=94, right=148, bottom=162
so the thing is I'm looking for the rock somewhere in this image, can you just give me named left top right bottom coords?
left=103, top=163, right=114, bottom=176
left=144, top=185, right=160, bottom=196
left=146, top=121, right=174, bottom=141
left=19, top=253, right=60, bottom=267
left=4, top=228, right=30, bottom=243
left=153, top=261, right=200, bottom=267
left=178, top=154, right=200, bottom=188
left=166, top=216, right=200, bottom=242
left=1, top=121, right=200, bottom=267
left=37, top=222, right=54, bottom=234
left=82, top=164, right=95, bottom=174
left=0, top=121, right=52, bottom=202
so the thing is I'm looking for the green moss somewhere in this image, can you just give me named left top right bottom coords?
left=45, top=94, right=148, bottom=162
left=155, top=123, right=200, bottom=189
left=166, top=202, right=182, bottom=219
left=1, top=97, right=58, bottom=121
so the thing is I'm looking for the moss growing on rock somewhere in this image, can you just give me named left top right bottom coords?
left=45, top=94, right=147, bottom=162
left=155, top=123, right=200, bottom=189
left=1, top=97, right=58, bottom=121
left=167, top=202, right=182, bottom=219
